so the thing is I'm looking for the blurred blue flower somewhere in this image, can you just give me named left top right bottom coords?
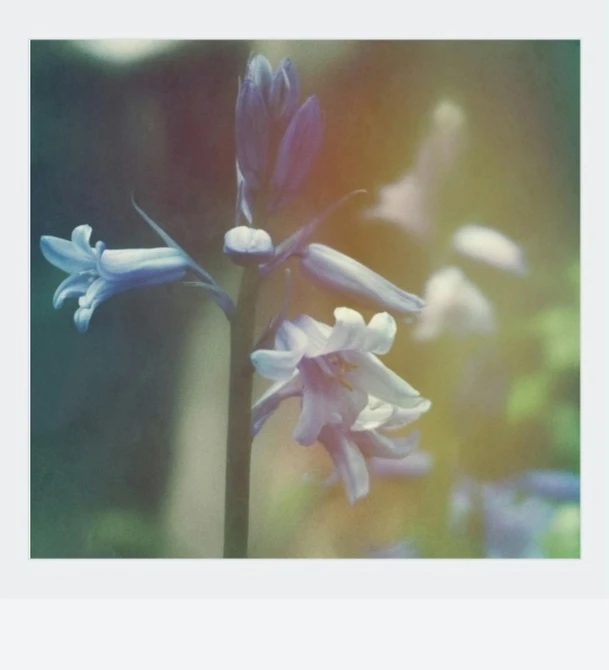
left=450, top=471, right=580, bottom=558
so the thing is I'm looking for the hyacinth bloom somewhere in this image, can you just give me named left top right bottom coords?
left=299, top=243, right=425, bottom=316
left=234, top=54, right=322, bottom=222
left=41, top=224, right=194, bottom=332
left=412, top=266, right=495, bottom=340
left=252, top=380, right=431, bottom=504
left=223, top=226, right=274, bottom=265
left=450, top=471, right=580, bottom=558
left=452, top=224, right=526, bottom=274
left=251, top=307, right=425, bottom=448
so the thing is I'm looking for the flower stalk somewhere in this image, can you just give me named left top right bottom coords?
left=223, top=265, right=261, bottom=558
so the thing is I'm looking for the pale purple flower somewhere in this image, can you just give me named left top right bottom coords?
left=412, top=266, right=494, bottom=340
left=251, top=308, right=424, bottom=447
left=223, top=226, right=275, bottom=265
left=299, top=244, right=425, bottom=316
left=452, top=224, right=526, bottom=274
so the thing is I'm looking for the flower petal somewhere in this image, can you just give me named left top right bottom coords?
left=345, top=351, right=421, bottom=407
left=320, top=426, right=370, bottom=504
left=223, top=226, right=275, bottom=265
left=251, top=347, right=305, bottom=382
left=353, top=429, right=421, bottom=459
left=52, top=271, right=96, bottom=309
left=251, top=372, right=302, bottom=437
left=40, top=234, right=97, bottom=274
left=323, top=307, right=367, bottom=353
left=70, top=224, right=94, bottom=255
left=269, top=58, right=300, bottom=123
left=270, top=95, right=323, bottom=209
left=246, top=54, right=273, bottom=98
left=452, top=224, right=526, bottom=275
left=235, top=78, right=269, bottom=190
left=96, top=247, right=189, bottom=282
left=363, top=312, right=396, bottom=354
left=290, top=314, right=332, bottom=357
left=274, top=319, right=309, bottom=353
left=300, top=244, right=425, bottom=315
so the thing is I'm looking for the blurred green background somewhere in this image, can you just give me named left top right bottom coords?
left=31, top=40, right=579, bottom=558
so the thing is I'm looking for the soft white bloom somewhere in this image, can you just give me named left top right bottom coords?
left=223, top=226, right=275, bottom=265
left=251, top=307, right=423, bottom=447
left=413, top=266, right=495, bottom=340
left=452, top=224, right=526, bottom=274
left=365, top=100, right=465, bottom=238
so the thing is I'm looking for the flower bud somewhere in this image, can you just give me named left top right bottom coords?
left=223, top=226, right=275, bottom=265
left=299, top=243, right=425, bottom=315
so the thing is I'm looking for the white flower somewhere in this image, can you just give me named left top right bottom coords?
left=223, top=226, right=275, bottom=265
left=251, top=307, right=423, bottom=446
left=413, top=266, right=495, bottom=340
left=452, top=224, right=526, bottom=274
left=365, top=100, right=465, bottom=238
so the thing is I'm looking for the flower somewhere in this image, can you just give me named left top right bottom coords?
left=365, top=100, right=465, bottom=239
left=450, top=471, right=580, bottom=558
left=299, top=244, right=425, bottom=316
left=234, top=54, right=322, bottom=222
left=41, top=224, right=199, bottom=332
left=223, top=226, right=275, bottom=265
left=251, top=307, right=425, bottom=447
left=412, top=266, right=494, bottom=340
left=452, top=224, right=526, bottom=274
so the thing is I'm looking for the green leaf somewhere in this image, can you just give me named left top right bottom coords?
left=541, top=504, right=580, bottom=558
left=506, top=372, right=551, bottom=423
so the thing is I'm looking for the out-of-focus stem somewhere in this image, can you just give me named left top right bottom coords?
left=223, top=266, right=261, bottom=558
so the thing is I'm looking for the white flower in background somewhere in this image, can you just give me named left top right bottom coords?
left=452, top=224, right=526, bottom=274
left=412, top=266, right=495, bottom=340
left=251, top=308, right=424, bottom=447
left=364, top=100, right=465, bottom=238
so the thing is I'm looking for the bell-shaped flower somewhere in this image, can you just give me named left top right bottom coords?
left=251, top=307, right=424, bottom=446
left=299, top=243, right=425, bottom=316
left=41, top=224, right=217, bottom=332
left=412, top=266, right=494, bottom=340
left=270, top=95, right=323, bottom=210
left=452, top=224, right=526, bottom=274
left=223, top=226, right=275, bottom=265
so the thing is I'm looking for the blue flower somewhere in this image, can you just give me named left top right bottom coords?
left=41, top=224, right=218, bottom=332
left=450, top=471, right=580, bottom=558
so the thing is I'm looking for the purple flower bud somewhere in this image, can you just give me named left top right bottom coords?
left=235, top=79, right=269, bottom=190
left=246, top=54, right=273, bottom=98
left=270, top=95, right=323, bottom=209
left=223, top=226, right=275, bottom=265
left=300, top=243, right=426, bottom=315
left=269, top=58, right=300, bottom=123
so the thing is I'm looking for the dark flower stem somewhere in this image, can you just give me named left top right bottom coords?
left=223, top=265, right=261, bottom=558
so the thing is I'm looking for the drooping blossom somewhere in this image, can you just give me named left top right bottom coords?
left=412, top=266, right=495, bottom=340
left=452, top=224, right=526, bottom=274
left=450, top=471, right=580, bottom=558
left=41, top=222, right=231, bottom=332
left=251, top=308, right=424, bottom=446
left=251, top=308, right=431, bottom=503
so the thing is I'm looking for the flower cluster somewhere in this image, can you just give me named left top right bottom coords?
left=251, top=307, right=431, bottom=503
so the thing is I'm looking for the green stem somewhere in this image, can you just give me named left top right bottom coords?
left=223, top=266, right=261, bottom=558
